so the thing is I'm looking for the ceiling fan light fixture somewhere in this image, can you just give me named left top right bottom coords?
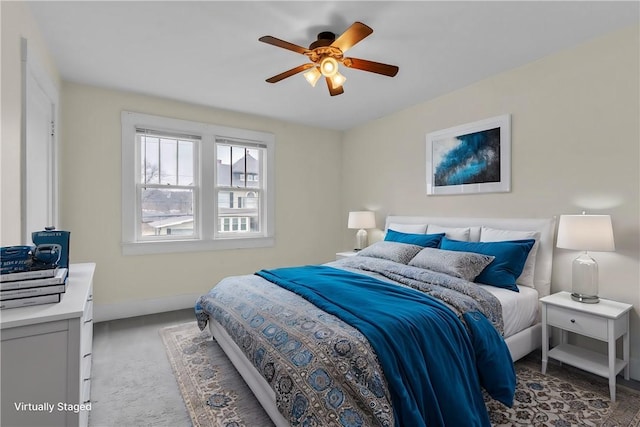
left=330, top=72, right=346, bottom=88
left=319, top=56, right=339, bottom=77
left=303, top=67, right=322, bottom=87
left=259, top=21, right=399, bottom=96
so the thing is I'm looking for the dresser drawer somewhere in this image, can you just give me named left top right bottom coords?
left=83, top=296, right=93, bottom=323
left=81, top=377, right=91, bottom=403
left=547, top=305, right=607, bottom=340
left=81, top=298, right=93, bottom=357
left=81, top=352, right=92, bottom=380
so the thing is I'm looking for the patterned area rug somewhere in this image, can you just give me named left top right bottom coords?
left=161, top=322, right=640, bottom=427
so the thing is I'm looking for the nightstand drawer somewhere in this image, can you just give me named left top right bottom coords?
left=547, top=305, right=607, bottom=340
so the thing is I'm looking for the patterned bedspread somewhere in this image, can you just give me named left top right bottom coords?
left=195, top=257, right=507, bottom=426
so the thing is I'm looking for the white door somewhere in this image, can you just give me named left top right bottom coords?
left=23, top=38, right=58, bottom=244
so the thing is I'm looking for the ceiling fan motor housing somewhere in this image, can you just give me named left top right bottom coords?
left=309, top=31, right=336, bottom=49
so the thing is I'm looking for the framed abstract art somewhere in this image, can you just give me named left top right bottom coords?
left=426, top=114, right=511, bottom=195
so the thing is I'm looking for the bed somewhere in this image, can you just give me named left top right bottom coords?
left=195, top=216, right=556, bottom=426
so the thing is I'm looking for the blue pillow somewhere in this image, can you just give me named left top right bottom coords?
left=439, top=237, right=536, bottom=292
left=384, top=229, right=444, bottom=248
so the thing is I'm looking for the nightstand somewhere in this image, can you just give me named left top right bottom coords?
left=336, top=251, right=358, bottom=260
left=540, top=291, right=632, bottom=401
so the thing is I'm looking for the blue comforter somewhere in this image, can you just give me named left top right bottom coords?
left=257, top=265, right=515, bottom=427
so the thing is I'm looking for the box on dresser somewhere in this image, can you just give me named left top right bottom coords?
left=32, top=229, right=70, bottom=269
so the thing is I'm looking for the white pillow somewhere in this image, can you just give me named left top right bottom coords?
left=387, top=223, right=428, bottom=233
left=480, top=227, right=540, bottom=288
left=427, top=225, right=471, bottom=241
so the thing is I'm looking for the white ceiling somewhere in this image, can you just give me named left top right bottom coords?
left=28, top=1, right=638, bottom=131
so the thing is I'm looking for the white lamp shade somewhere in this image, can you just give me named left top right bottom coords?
left=348, top=211, right=376, bottom=229
left=556, top=214, right=615, bottom=252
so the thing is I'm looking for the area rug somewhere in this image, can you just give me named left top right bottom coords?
left=161, top=322, right=640, bottom=427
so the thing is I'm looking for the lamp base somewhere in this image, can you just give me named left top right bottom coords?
left=354, top=229, right=368, bottom=251
left=571, top=252, right=600, bottom=304
left=570, top=293, right=600, bottom=304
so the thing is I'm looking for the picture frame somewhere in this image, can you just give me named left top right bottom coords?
left=426, top=114, right=511, bottom=195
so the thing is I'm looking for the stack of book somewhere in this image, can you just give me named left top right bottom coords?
left=0, top=267, right=68, bottom=310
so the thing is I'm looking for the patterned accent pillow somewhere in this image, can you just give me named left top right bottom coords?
left=357, top=241, right=424, bottom=264
left=408, top=247, right=495, bottom=282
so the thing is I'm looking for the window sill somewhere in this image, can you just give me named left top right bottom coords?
left=121, top=237, right=275, bottom=255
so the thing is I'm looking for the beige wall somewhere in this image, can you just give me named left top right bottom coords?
left=1, top=1, right=61, bottom=244
left=342, top=26, right=640, bottom=378
left=60, top=83, right=343, bottom=317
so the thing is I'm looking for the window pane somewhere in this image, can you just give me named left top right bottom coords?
left=140, top=188, right=194, bottom=237
left=246, top=148, right=260, bottom=189
left=160, top=138, right=177, bottom=185
left=141, top=135, right=195, bottom=187
left=217, top=190, right=260, bottom=233
left=231, top=146, right=245, bottom=187
left=142, top=136, right=159, bottom=184
left=217, top=144, right=262, bottom=189
left=218, top=191, right=232, bottom=208
left=216, top=145, right=231, bottom=186
left=178, top=141, right=193, bottom=185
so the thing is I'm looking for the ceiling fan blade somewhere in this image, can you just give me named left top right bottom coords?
left=326, top=77, right=344, bottom=96
left=258, top=36, right=310, bottom=55
left=265, top=63, right=315, bottom=83
left=343, top=57, right=399, bottom=77
left=331, top=22, right=373, bottom=53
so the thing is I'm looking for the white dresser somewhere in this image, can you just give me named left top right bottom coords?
left=1, top=263, right=95, bottom=427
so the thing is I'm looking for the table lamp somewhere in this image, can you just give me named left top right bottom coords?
left=556, top=213, right=615, bottom=303
left=348, top=211, right=376, bottom=250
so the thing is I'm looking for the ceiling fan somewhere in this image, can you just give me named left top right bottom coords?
left=259, top=21, right=399, bottom=96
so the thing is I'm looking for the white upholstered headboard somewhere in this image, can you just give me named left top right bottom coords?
left=384, top=216, right=556, bottom=297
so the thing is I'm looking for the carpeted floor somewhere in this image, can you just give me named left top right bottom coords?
left=161, top=321, right=640, bottom=427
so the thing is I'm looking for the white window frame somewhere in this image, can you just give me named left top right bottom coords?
left=121, top=111, right=275, bottom=255
left=137, top=130, right=199, bottom=242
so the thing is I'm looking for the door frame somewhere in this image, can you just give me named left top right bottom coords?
left=21, top=37, right=60, bottom=244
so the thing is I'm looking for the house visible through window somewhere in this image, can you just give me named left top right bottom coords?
left=121, top=111, right=275, bottom=254
left=215, top=142, right=262, bottom=235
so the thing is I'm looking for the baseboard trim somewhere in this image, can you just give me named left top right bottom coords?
left=94, top=293, right=201, bottom=323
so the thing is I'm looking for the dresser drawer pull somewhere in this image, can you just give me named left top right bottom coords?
left=571, top=319, right=576, bottom=323
left=83, top=399, right=91, bottom=404
left=84, top=318, right=93, bottom=324
left=83, top=378, right=91, bottom=382
left=83, top=352, right=92, bottom=359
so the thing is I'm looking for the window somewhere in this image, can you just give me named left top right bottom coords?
left=138, top=130, right=197, bottom=239
left=121, top=112, right=274, bottom=254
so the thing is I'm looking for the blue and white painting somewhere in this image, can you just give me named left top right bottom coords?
left=432, top=127, right=501, bottom=187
